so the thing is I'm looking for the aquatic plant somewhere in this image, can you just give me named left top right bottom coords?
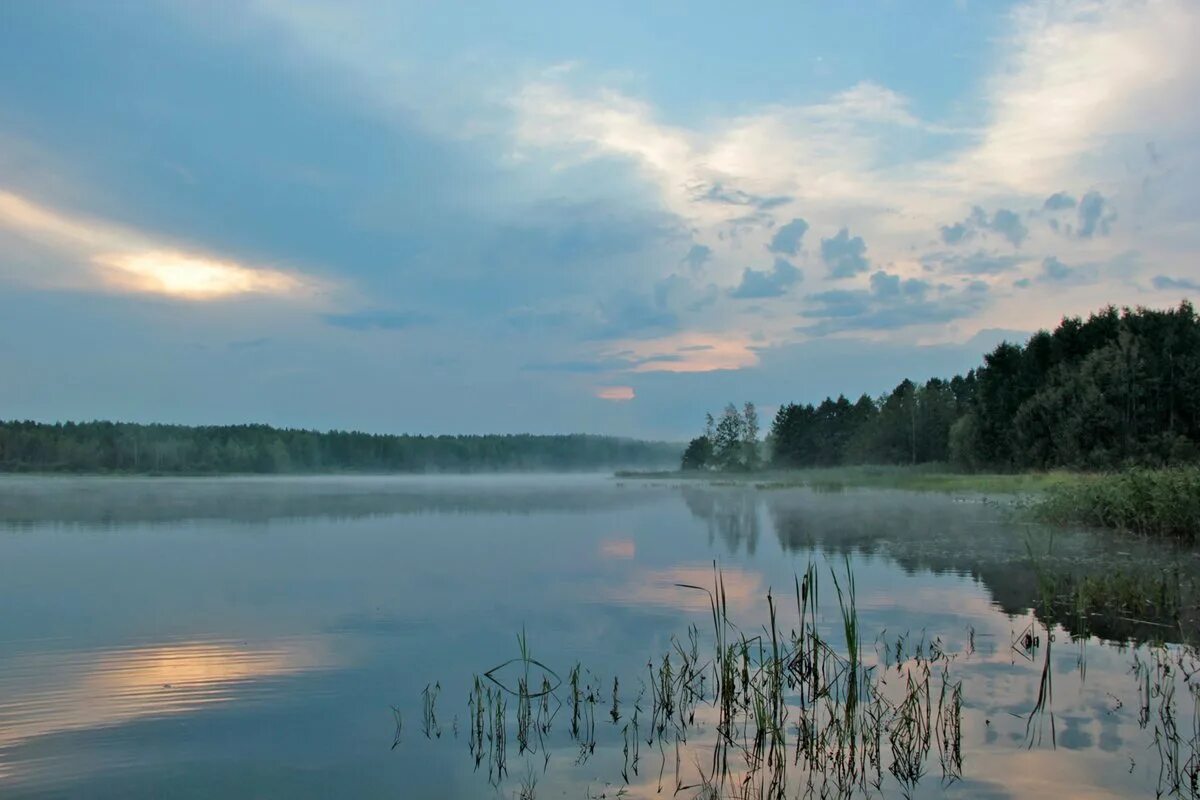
left=392, top=557, right=1200, bottom=799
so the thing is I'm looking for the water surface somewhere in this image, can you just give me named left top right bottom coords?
left=1, top=475, right=1197, bottom=798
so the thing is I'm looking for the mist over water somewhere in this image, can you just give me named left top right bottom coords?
left=1, top=475, right=1196, bottom=798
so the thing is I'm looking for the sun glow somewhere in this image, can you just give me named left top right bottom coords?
left=95, top=250, right=308, bottom=300
left=0, top=189, right=324, bottom=302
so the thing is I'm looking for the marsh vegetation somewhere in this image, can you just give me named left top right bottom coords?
left=400, top=558, right=1200, bottom=798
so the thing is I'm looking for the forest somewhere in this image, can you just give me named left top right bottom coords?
left=683, top=302, right=1200, bottom=472
left=0, top=422, right=680, bottom=474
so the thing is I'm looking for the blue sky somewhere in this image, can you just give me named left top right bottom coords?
left=1, top=0, right=1197, bottom=438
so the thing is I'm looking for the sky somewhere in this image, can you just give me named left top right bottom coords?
left=1, top=0, right=1198, bottom=439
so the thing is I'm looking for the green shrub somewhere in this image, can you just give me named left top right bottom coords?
left=1034, top=467, right=1200, bottom=539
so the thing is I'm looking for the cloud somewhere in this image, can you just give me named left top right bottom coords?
left=595, top=385, right=635, bottom=401
left=989, top=209, right=1028, bottom=247
left=682, top=243, right=712, bottom=271
left=1152, top=275, right=1200, bottom=292
left=0, top=189, right=326, bottom=302
left=510, top=76, right=944, bottom=228
left=1040, top=256, right=1073, bottom=281
left=947, top=0, right=1200, bottom=192
left=1042, top=191, right=1077, bottom=211
left=592, top=291, right=679, bottom=339
left=694, top=182, right=791, bottom=210
left=820, top=228, right=870, bottom=279
left=766, top=218, right=809, bottom=255
left=869, top=269, right=931, bottom=300
left=96, top=252, right=307, bottom=300
left=323, top=309, right=429, bottom=330
left=940, top=221, right=971, bottom=246
left=921, top=250, right=1027, bottom=275
left=800, top=270, right=986, bottom=334
left=599, top=332, right=759, bottom=373
left=1035, top=254, right=1102, bottom=285
left=524, top=351, right=687, bottom=373
left=729, top=257, right=802, bottom=299
left=940, top=205, right=1027, bottom=247
left=1076, top=190, right=1117, bottom=238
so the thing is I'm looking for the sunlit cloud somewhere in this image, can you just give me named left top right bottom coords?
left=595, top=385, right=635, bottom=401
left=604, top=333, right=759, bottom=374
left=0, top=188, right=328, bottom=302
left=94, top=251, right=308, bottom=300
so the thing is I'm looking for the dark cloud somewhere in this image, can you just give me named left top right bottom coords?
left=523, top=352, right=684, bottom=373
left=1043, top=192, right=1077, bottom=211
left=804, top=288, right=872, bottom=318
left=323, top=309, right=429, bottom=331
left=921, top=250, right=1027, bottom=275
left=869, top=270, right=930, bottom=300
left=505, top=284, right=682, bottom=341
left=1077, top=190, right=1117, bottom=238
left=940, top=221, right=971, bottom=245
left=730, top=257, right=803, bottom=298
left=1152, top=275, right=1200, bottom=292
left=1040, top=256, right=1073, bottom=281
left=1035, top=255, right=1101, bottom=285
left=940, top=206, right=1028, bottom=247
left=989, top=209, right=1027, bottom=247
left=800, top=270, right=986, bottom=334
left=820, top=227, right=870, bottom=278
left=767, top=218, right=810, bottom=255
left=591, top=291, right=679, bottom=340
left=653, top=274, right=689, bottom=309
left=522, top=359, right=621, bottom=374
left=694, top=181, right=791, bottom=210
left=682, top=243, right=712, bottom=271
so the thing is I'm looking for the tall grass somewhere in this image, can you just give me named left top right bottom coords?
left=1033, top=467, right=1200, bottom=539
left=622, top=464, right=1085, bottom=494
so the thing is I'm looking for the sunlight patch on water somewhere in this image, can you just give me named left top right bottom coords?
left=0, top=637, right=336, bottom=782
left=608, top=563, right=763, bottom=613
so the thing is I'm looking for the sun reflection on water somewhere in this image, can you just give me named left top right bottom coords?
left=0, top=638, right=335, bottom=783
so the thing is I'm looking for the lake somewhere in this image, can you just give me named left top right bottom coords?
left=1, top=474, right=1197, bottom=798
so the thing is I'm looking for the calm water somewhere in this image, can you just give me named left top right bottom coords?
left=1, top=474, right=1197, bottom=798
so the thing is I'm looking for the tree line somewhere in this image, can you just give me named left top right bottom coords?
left=683, top=301, right=1200, bottom=472
left=0, top=421, right=681, bottom=474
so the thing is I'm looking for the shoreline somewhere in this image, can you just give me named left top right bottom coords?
left=615, top=464, right=1089, bottom=494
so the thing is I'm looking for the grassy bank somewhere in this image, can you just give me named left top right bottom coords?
left=620, top=464, right=1200, bottom=539
left=1033, top=467, right=1200, bottom=539
left=617, top=463, right=1084, bottom=494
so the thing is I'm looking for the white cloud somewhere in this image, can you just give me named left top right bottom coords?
left=506, top=0, right=1200, bottom=351
left=950, top=0, right=1200, bottom=192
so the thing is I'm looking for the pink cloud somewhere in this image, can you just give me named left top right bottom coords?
left=595, top=385, right=635, bottom=401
